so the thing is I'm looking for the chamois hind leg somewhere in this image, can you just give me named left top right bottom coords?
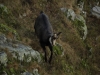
left=48, top=45, right=53, bottom=63
left=41, top=44, right=47, bottom=62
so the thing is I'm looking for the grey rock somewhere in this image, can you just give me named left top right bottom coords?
left=75, top=15, right=87, bottom=40
left=0, top=51, right=7, bottom=66
left=61, top=8, right=76, bottom=21
left=60, top=8, right=67, bottom=12
left=0, top=34, right=41, bottom=66
left=33, top=69, right=40, bottom=75
left=61, top=8, right=87, bottom=40
left=21, top=71, right=33, bottom=75
left=78, top=1, right=84, bottom=11
left=0, top=4, right=8, bottom=13
left=91, top=6, right=100, bottom=18
left=0, top=34, right=7, bottom=44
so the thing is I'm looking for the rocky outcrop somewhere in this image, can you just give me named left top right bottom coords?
left=75, top=15, right=87, bottom=40
left=61, top=8, right=87, bottom=40
left=0, top=34, right=41, bottom=66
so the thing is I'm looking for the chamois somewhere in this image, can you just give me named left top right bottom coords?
left=34, top=11, right=61, bottom=63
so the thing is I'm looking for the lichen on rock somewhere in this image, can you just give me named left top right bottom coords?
left=0, top=34, right=41, bottom=66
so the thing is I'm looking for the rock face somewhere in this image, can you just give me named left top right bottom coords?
left=61, top=8, right=87, bottom=40
left=0, top=34, right=41, bottom=66
left=91, top=6, right=100, bottom=18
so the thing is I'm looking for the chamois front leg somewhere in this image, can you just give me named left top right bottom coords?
left=44, top=48, right=47, bottom=62
left=49, top=45, right=53, bottom=63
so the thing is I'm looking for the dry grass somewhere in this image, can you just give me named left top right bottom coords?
left=1, top=0, right=100, bottom=75
left=58, top=40, right=80, bottom=65
left=58, top=0, right=75, bottom=8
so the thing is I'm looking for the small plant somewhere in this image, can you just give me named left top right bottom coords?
left=73, top=19, right=85, bottom=38
left=53, top=43, right=63, bottom=55
left=62, top=63, right=75, bottom=74
left=0, top=23, right=20, bottom=40
left=0, top=23, right=16, bottom=34
left=0, top=4, right=8, bottom=17
left=10, top=68, right=15, bottom=74
left=81, top=58, right=91, bottom=74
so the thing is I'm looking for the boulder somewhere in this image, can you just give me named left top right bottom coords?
left=75, top=15, right=87, bottom=40
left=91, top=6, right=100, bottom=18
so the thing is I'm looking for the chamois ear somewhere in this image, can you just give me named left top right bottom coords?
left=57, top=32, right=62, bottom=36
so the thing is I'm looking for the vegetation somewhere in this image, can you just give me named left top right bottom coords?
left=0, top=0, right=100, bottom=75
left=73, top=19, right=85, bottom=39
left=0, top=23, right=17, bottom=34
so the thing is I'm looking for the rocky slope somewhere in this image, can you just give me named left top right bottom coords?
left=0, top=0, right=100, bottom=75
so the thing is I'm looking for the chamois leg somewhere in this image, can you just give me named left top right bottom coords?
left=44, top=48, right=47, bottom=62
left=41, top=45, right=47, bottom=62
left=49, top=45, right=53, bottom=63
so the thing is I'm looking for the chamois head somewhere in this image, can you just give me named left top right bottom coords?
left=49, top=32, right=61, bottom=46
